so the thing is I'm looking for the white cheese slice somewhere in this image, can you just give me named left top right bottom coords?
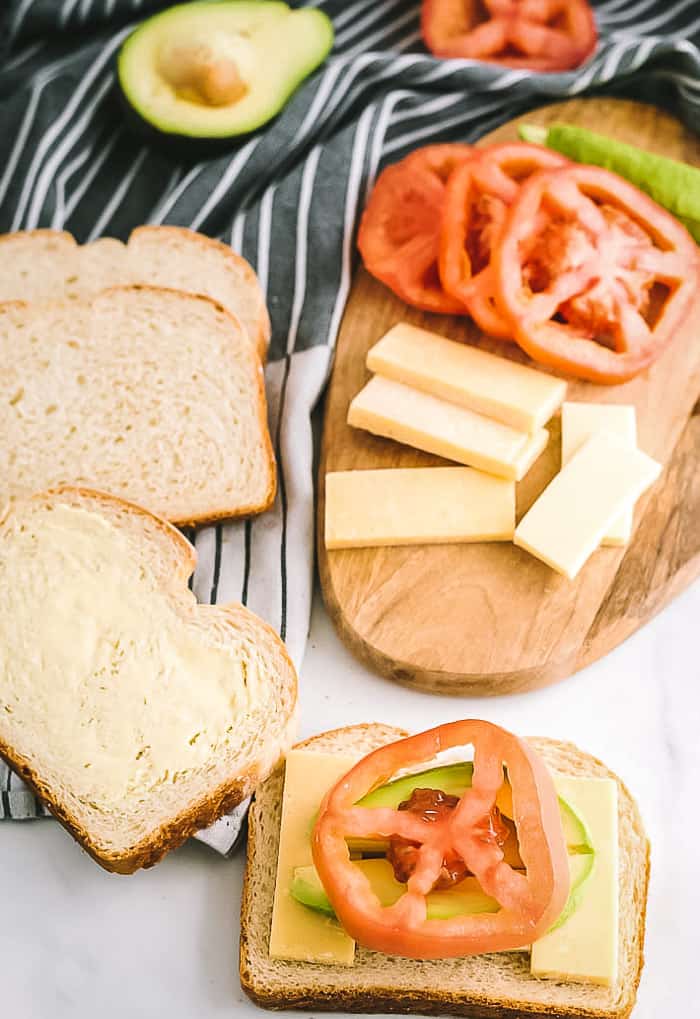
left=561, top=403, right=637, bottom=547
left=348, top=376, right=546, bottom=481
left=367, top=322, right=567, bottom=432
left=531, top=777, right=619, bottom=986
left=324, top=467, right=515, bottom=549
left=514, top=431, right=661, bottom=579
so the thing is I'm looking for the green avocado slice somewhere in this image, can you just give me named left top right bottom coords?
left=118, top=1, right=334, bottom=140
left=291, top=859, right=501, bottom=922
left=358, top=763, right=475, bottom=809
left=295, top=762, right=595, bottom=931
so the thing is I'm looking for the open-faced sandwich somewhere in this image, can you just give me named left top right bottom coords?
left=240, top=720, right=648, bottom=1018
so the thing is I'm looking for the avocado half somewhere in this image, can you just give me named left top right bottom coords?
left=117, top=1, right=334, bottom=147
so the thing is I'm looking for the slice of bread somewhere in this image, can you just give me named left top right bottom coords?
left=240, top=724, right=649, bottom=1019
left=0, top=284, right=275, bottom=525
left=0, top=487, right=298, bottom=874
left=0, top=226, right=271, bottom=361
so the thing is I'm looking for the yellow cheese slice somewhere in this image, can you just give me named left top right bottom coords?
left=348, top=376, right=546, bottom=481
left=512, top=426, right=550, bottom=481
left=561, top=403, right=637, bottom=547
left=324, top=467, right=515, bottom=549
left=367, top=322, right=567, bottom=433
left=269, top=750, right=359, bottom=966
left=514, top=431, right=661, bottom=579
left=531, top=776, right=619, bottom=986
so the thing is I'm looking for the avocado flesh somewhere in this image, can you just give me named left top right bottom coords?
left=291, top=860, right=500, bottom=921
left=118, top=1, right=334, bottom=139
left=358, top=763, right=474, bottom=809
left=306, top=762, right=595, bottom=930
left=549, top=852, right=596, bottom=933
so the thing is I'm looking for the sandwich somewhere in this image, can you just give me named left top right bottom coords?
left=240, top=720, right=648, bottom=1018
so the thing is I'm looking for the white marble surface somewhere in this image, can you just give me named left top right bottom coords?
left=1, top=579, right=698, bottom=1019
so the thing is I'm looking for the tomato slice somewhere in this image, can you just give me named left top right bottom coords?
left=492, top=164, right=700, bottom=384
left=421, top=0, right=598, bottom=72
left=358, top=146, right=473, bottom=315
left=312, top=720, right=569, bottom=959
left=404, top=143, right=475, bottom=184
left=438, top=143, right=567, bottom=338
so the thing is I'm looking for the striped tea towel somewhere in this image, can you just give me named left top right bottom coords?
left=1, top=0, right=698, bottom=854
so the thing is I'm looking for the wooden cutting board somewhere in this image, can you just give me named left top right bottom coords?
left=318, top=98, right=700, bottom=696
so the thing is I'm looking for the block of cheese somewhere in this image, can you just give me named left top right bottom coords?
left=367, top=322, right=567, bottom=433
left=562, top=403, right=637, bottom=547
left=324, top=468, right=515, bottom=549
left=513, top=426, right=550, bottom=481
left=531, top=776, right=619, bottom=986
left=348, top=376, right=547, bottom=481
left=514, top=432, right=661, bottom=580
left=269, top=750, right=359, bottom=966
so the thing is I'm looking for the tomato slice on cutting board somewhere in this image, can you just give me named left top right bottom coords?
left=492, top=164, right=700, bottom=383
left=422, top=0, right=598, bottom=72
left=404, top=143, right=475, bottom=183
left=312, top=720, right=570, bottom=959
left=358, top=145, right=473, bottom=314
left=438, top=142, right=568, bottom=338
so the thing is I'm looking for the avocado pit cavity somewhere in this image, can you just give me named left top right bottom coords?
left=158, top=37, right=250, bottom=107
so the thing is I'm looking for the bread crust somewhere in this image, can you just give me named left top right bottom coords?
left=129, top=225, right=272, bottom=362
left=239, top=727, right=649, bottom=1019
left=0, top=225, right=271, bottom=361
left=0, top=487, right=298, bottom=873
left=95, top=283, right=277, bottom=526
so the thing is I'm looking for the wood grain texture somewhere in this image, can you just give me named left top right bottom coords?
left=318, top=98, right=700, bottom=696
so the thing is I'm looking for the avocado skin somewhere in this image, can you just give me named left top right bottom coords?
left=116, top=2, right=334, bottom=150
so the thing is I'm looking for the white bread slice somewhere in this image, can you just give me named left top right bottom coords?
left=0, top=487, right=298, bottom=874
left=0, top=284, right=275, bottom=525
left=0, top=226, right=271, bottom=360
left=240, top=724, right=649, bottom=1019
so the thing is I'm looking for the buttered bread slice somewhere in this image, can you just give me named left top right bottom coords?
left=0, top=488, right=298, bottom=873
left=0, top=285, right=275, bottom=525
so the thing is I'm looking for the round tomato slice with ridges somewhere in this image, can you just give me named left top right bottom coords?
left=422, top=0, right=597, bottom=72
left=492, top=164, right=700, bottom=383
left=358, top=145, right=473, bottom=314
left=438, top=142, right=568, bottom=338
left=312, top=720, right=569, bottom=960
left=404, top=142, right=475, bottom=184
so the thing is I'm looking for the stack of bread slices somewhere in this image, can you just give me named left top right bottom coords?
left=0, top=227, right=297, bottom=872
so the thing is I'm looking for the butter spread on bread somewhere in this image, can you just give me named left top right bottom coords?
left=0, top=488, right=297, bottom=873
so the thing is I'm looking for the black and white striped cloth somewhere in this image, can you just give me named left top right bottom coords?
left=1, top=0, right=698, bottom=853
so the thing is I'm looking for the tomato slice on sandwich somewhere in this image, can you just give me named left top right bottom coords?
left=492, top=164, right=700, bottom=383
left=312, top=719, right=569, bottom=959
left=438, top=142, right=568, bottom=338
left=358, top=145, right=473, bottom=314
